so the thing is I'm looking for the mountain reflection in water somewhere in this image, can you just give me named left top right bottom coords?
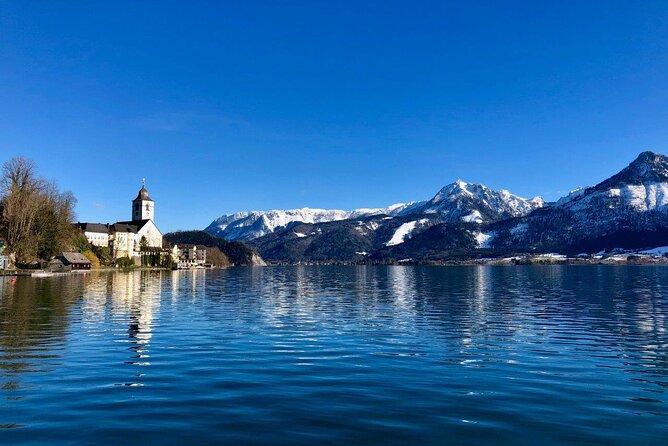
left=0, top=266, right=666, bottom=445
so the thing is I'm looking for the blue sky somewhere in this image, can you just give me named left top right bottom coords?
left=1, top=1, right=668, bottom=232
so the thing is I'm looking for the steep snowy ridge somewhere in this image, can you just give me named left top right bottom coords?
left=205, top=180, right=544, bottom=241
left=411, top=180, right=544, bottom=222
left=561, top=182, right=668, bottom=213
left=592, top=151, right=668, bottom=190
left=490, top=151, right=668, bottom=254
left=556, top=187, right=587, bottom=206
left=556, top=152, right=668, bottom=213
left=205, top=204, right=416, bottom=241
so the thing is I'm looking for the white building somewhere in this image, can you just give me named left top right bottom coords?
left=176, top=244, right=207, bottom=269
left=108, top=223, right=138, bottom=259
left=76, top=223, right=110, bottom=247
left=79, top=181, right=164, bottom=262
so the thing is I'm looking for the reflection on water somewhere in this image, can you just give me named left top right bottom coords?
left=0, top=266, right=667, bottom=445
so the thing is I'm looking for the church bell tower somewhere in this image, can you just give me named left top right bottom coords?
left=132, top=179, right=154, bottom=221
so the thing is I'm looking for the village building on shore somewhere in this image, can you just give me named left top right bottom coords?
left=75, top=223, right=110, bottom=247
left=49, top=252, right=92, bottom=272
left=176, top=244, right=208, bottom=269
left=75, top=181, right=209, bottom=269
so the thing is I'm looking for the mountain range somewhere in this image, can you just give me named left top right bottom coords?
left=205, top=180, right=543, bottom=241
left=205, top=151, right=668, bottom=263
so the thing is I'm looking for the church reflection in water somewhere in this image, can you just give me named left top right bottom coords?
left=79, top=271, right=164, bottom=377
left=113, top=272, right=161, bottom=367
left=1, top=266, right=667, bottom=399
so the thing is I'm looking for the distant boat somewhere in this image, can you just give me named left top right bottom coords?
left=32, top=271, right=73, bottom=278
left=31, top=271, right=55, bottom=278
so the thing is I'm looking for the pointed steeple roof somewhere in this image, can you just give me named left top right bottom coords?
left=134, top=180, right=154, bottom=202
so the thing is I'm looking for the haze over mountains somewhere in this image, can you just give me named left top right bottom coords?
left=205, top=151, right=668, bottom=263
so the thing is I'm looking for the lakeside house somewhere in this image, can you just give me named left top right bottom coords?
left=49, top=252, right=92, bottom=272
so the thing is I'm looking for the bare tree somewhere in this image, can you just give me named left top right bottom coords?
left=0, top=157, right=77, bottom=263
left=1, top=157, right=41, bottom=260
left=206, top=246, right=230, bottom=267
left=1, top=157, right=37, bottom=195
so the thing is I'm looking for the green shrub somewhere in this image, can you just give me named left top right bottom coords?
left=115, top=257, right=135, bottom=269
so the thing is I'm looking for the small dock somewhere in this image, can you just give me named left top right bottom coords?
left=1, top=270, right=40, bottom=277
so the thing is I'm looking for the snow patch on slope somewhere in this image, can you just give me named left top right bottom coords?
left=462, top=210, right=483, bottom=223
left=639, top=246, right=668, bottom=255
left=556, top=187, right=587, bottom=205
left=474, top=231, right=495, bottom=248
left=621, top=183, right=668, bottom=210
left=386, top=219, right=428, bottom=246
left=561, top=182, right=668, bottom=212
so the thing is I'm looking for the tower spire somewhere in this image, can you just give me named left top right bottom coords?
left=133, top=180, right=154, bottom=221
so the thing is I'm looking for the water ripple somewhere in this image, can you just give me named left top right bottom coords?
left=0, top=266, right=667, bottom=444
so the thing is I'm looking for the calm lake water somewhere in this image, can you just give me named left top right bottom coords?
left=0, top=266, right=666, bottom=445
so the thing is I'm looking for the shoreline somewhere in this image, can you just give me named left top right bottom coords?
left=0, top=265, right=231, bottom=277
left=263, top=257, right=668, bottom=266
left=3, top=258, right=668, bottom=277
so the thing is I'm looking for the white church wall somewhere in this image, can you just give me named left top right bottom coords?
left=136, top=221, right=162, bottom=248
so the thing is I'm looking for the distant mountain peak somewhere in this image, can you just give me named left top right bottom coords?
left=591, top=151, right=668, bottom=192
left=627, top=150, right=668, bottom=177
left=634, top=150, right=663, bottom=163
left=419, top=180, right=543, bottom=223
left=554, top=150, right=668, bottom=216
left=434, top=180, right=489, bottom=201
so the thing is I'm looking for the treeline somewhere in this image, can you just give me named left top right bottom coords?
left=0, top=157, right=78, bottom=264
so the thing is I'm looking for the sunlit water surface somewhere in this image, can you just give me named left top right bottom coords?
left=0, top=266, right=667, bottom=445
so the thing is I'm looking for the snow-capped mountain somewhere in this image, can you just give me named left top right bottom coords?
left=204, top=204, right=415, bottom=241
left=407, top=179, right=544, bottom=223
left=488, top=151, right=668, bottom=253
left=205, top=181, right=543, bottom=241
left=214, top=151, right=668, bottom=262
left=558, top=151, right=668, bottom=212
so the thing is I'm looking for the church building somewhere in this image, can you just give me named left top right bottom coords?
left=77, top=181, right=164, bottom=263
